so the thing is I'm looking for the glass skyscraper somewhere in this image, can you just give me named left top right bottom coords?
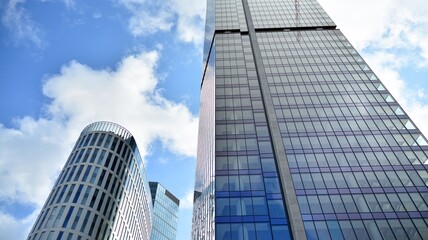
left=193, top=0, right=428, bottom=239
left=149, top=182, right=180, bottom=240
left=27, top=121, right=153, bottom=240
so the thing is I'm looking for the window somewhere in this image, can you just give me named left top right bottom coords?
left=62, top=207, right=74, bottom=228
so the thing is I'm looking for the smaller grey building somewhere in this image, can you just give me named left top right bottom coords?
left=27, top=121, right=153, bottom=240
left=149, top=182, right=180, bottom=240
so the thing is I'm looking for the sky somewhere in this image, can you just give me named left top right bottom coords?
left=0, top=0, right=427, bottom=239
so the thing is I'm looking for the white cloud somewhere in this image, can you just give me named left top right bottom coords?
left=1, top=0, right=44, bottom=48
left=172, top=0, right=206, bottom=44
left=118, top=0, right=206, bottom=45
left=318, top=0, right=428, bottom=137
left=180, top=189, right=194, bottom=209
left=42, top=50, right=198, bottom=157
left=0, top=211, right=36, bottom=240
left=0, top=50, right=198, bottom=237
left=406, top=103, right=428, bottom=138
left=128, top=8, right=174, bottom=35
left=418, top=89, right=425, bottom=99
left=39, top=0, right=76, bottom=9
left=92, top=12, right=102, bottom=19
left=0, top=118, right=71, bottom=206
left=61, top=0, right=76, bottom=9
left=364, top=52, right=405, bottom=99
left=365, top=53, right=428, bottom=136
left=118, top=0, right=174, bottom=36
left=157, top=157, right=169, bottom=165
left=318, top=0, right=428, bottom=60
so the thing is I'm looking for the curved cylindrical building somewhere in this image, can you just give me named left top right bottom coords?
left=28, top=121, right=152, bottom=240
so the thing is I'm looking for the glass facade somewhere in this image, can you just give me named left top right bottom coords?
left=149, top=182, right=180, bottom=240
left=193, top=0, right=428, bottom=239
left=27, top=121, right=153, bottom=240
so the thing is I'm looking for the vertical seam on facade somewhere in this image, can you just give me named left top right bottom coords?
left=240, top=0, right=307, bottom=239
left=201, top=33, right=216, bottom=89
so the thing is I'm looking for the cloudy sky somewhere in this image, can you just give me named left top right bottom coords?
left=0, top=0, right=427, bottom=239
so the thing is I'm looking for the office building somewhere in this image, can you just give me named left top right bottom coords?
left=27, top=121, right=153, bottom=240
left=193, top=0, right=428, bottom=239
left=149, top=182, right=180, bottom=240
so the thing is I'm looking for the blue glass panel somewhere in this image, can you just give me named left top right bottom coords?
left=241, top=197, right=254, bottom=215
left=268, top=200, right=286, bottom=218
left=272, top=225, right=291, bottom=240
left=363, top=220, right=382, bottom=239
left=216, top=223, right=231, bottom=240
left=304, top=221, right=319, bottom=240
left=256, top=222, right=273, bottom=240
left=61, top=207, right=74, bottom=228
left=326, top=221, right=343, bottom=240
left=243, top=223, right=257, bottom=240
left=216, top=198, right=230, bottom=216
left=265, top=177, right=281, bottom=193
left=231, top=223, right=243, bottom=240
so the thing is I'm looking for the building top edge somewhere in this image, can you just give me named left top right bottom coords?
left=149, top=181, right=180, bottom=205
left=81, top=121, right=133, bottom=140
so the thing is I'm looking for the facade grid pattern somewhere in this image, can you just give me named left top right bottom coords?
left=248, top=0, right=335, bottom=29
left=193, top=0, right=428, bottom=239
left=27, top=122, right=153, bottom=240
left=214, top=33, right=292, bottom=239
left=258, top=29, right=428, bottom=240
left=149, top=182, right=180, bottom=240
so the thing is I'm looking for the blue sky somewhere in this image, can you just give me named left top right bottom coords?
left=0, top=0, right=204, bottom=239
left=0, top=0, right=428, bottom=239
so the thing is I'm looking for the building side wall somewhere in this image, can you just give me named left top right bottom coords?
left=213, top=32, right=293, bottom=239
left=150, top=182, right=180, bottom=240
left=193, top=39, right=217, bottom=240
left=194, top=0, right=428, bottom=239
left=257, top=29, right=428, bottom=239
left=27, top=122, right=152, bottom=240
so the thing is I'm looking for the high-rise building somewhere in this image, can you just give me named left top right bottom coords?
left=193, top=0, right=428, bottom=239
left=27, top=121, right=153, bottom=240
left=149, top=182, right=180, bottom=240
